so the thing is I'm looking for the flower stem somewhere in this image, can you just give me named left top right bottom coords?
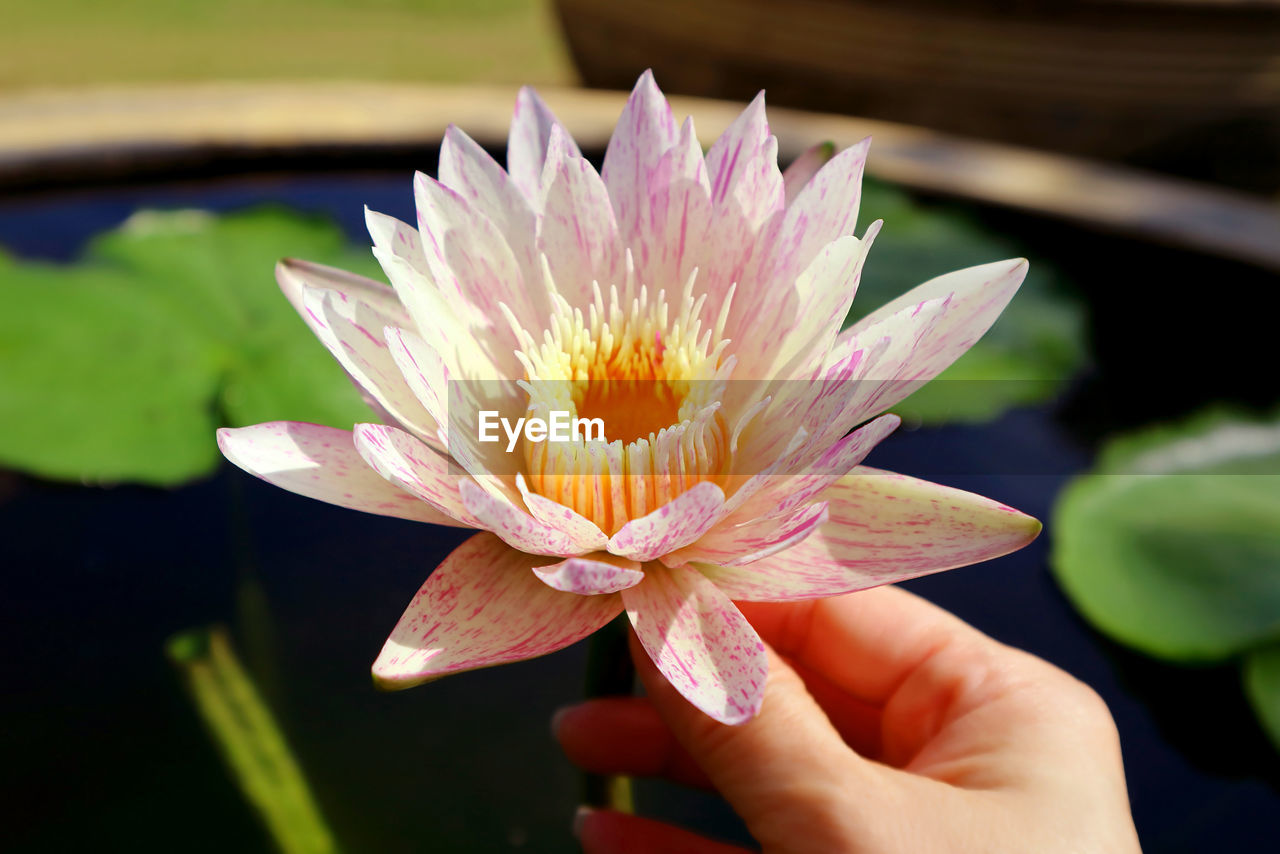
left=581, top=612, right=636, bottom=813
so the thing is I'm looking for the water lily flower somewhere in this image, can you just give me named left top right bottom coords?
left=217, top=72, right=1040, bottom=725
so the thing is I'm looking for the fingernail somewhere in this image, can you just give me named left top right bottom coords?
left=572, top=805, right=595, bottom=838
left=550, top=705, right=572, bottom=739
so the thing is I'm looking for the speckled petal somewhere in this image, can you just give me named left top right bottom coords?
left=351, top=423, right=477, bottom=527
left=696, top=94, right=785, bottom=316
left=532, top=554, right=644, bottom=595
left=704, top=92, right=784, bottom=250
left=607, top=481, right=726, bottom=562
left=622, top=563, right=768, bottom=725
left=373, top=533, right=622, bottom=688
left=666, top=501, right=829, bottom=568
left=413, top=171, right=535, bottom=367
left=382, top=325, right=448, bottom=434
left=365, top=207, right=498, bottom=378
left=217, top=422, right=457, bottom=525
left=507, top=85, right=581, bottom=208
left=302, top=286, right=440, bottom=446
left=732, top=414, right=901, bottom=524
left=702, top=466, right=1042, bottom=601
left=749, top=223, right=880, bottom=379
left=275, top=258, right=411, bottom=428
left=747, top=137, right=870, bottom=297
left=276, top=257, right=408, bottom=327
left=438, top=124, right=541, bottom=301
left=846, top=257, right=1027, bottom=341
left=815, top=259, right=1028, bottom=445
left=517, top=474, right=609, bottom=553
left=539, top=128, right=624, bottom=307
left=781, top=141, right=837, bottom=205
left=601, top=70, right=680, bottom=258
left=624, top=115, right=711, bottom=301
left=460, top=478, right=586, bottom=558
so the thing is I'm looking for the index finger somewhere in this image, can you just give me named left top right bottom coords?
left=736, top=585, right=1002, bottom=708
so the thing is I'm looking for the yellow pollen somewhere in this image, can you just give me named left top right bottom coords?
left=507, top=255, right=735, bottom=534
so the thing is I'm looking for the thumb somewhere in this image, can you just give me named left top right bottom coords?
left=629, top=630, right=882, bottom=850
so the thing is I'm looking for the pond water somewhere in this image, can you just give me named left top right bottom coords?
left=1, top=172, right=1276, bottom=852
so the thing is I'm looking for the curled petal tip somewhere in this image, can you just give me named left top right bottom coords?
left=370, top=662, right=436, bottom=692
left=370, top=668, right=405, bottom=692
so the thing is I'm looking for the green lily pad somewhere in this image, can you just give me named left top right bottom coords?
left=1051, top=410, right=1280, bottom=661
left=1244, top=643, right=1280, bottom=752
left=850, top=178, right=1085, bottom=423
left=0, top=208, right=382, bottom=485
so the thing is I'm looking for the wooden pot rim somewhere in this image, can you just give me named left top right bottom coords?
left=2, top=81, right=1277, bottom=272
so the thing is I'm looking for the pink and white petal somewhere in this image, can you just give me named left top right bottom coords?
left=704, top=92, right=784, bottom=240
left=845, top=257, right=1028, bottom=341
left=438, top=125, right=541, bottom=298
left=693, top=95, right=786, bottom=315
left=622, top=563, right=768, bottom=725
left=705, top=92, right=771, bottom=210
left=781, top=141, right=837, bottom=206
left=275, top=259, right=406, bottom=427
left=755, top=137, right=870, bottom=287
left=783, top=222, right=880, bottom=375
left=413, top=171, right=537, bottom=360
left=601, top=70, right=680, bottom=256
left=827, top=258, right=1029, bottom=380
left=365, top=207, right=442, bottom=318
left=373, top=533, right=622, bottom=688
left=358, top=331, right=525, bottom=512
left=507, top=85, right=581, bottom=208
left=301, top=287, right=442, bottom=447
left=626, top=116, right=712, bottom=297
left=384, top=324, right=526, bottom=503
left=365, top=207, right=430, bottom=276
left=383, top=325, right=449, bottom=429
left=698, top=536, right=860, bottom=602
left=460, top=478, right=586, bottom=558
left=607, top=481, right=727, bottom=562
left=424, top=372, right=528, bottom=508
left=217, top=422, right=456, bottom=526
left=276, top=257, right=408, bottom=327
left=533, top=554, right=644, bottom=595
left=739, top=223, right=880, bottom=380
left=730, top=414, right=900, bottom=525
left=725, top=138, right=871, bottom=353
left=815, top=259, right=1028, bottom=444
left=819, top=466, right=1042, bottom=570
left=517, top=473, right=609, bottom=553
left=351, top=423, right=477, bottom=527
left=539, top=134, right=624, bottom=307
left=727, top=357, right=866, bottom=478
left=665, top=501, right=829, bottom=568
left=719, top=425, right=810, bottom=519
left=365, top=208, right=499, bottom=377
left=703, top=466, right=1041, bottom=601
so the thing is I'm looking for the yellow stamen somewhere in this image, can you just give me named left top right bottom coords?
left=514, top=256, right=734, bottom=534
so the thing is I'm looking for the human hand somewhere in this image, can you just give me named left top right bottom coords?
left=553, top=585, right=1143, bottom=853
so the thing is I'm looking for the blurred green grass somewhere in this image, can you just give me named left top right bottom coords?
left=1, top=0, right=572, bottom=88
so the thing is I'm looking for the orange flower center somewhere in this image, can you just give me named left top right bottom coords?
left=509, top=263, right=735, bottom=534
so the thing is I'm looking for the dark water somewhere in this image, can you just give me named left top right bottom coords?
left=1, top=173, right=1277, bottom=852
